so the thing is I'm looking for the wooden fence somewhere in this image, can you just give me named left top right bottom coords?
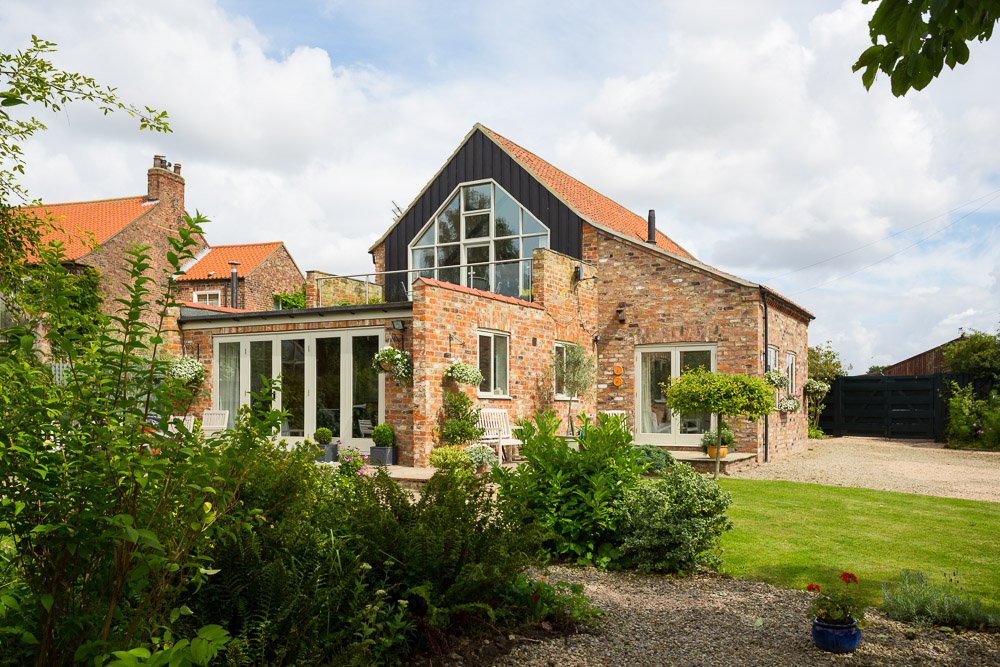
left=818, top=374, right=962, bottom=441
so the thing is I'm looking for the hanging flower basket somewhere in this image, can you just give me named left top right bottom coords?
left=371, top=346, right=412, bottom=382
left=764, top=369, right=789, bottom=389
left=443, top=360, right=484, bottom=386
left=776, top=396, right=801, bottom=413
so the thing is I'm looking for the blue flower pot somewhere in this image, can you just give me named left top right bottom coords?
left=811, top=618, right=862, bottom=654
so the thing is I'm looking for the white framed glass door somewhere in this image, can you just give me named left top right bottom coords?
left=634, top=344, right=716, bottom=445
left=214, top=327, right=385, bottom=448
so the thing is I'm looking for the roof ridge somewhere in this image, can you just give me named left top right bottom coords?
left=22, top=195, right=149, bottom=208
left=207, top=241, right=283, bottom=249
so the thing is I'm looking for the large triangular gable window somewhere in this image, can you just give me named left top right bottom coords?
left=409, top=181, right=549, bottom=300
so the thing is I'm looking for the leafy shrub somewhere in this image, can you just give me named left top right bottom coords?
left=372, top=423, right=395, bottom=447
left=634, top=444, right=675, bottom=475
left=700, top=425, right=735, bottom=449
left=808, top=425, right=826, bottom=439
left=338, top=446, right=371, bottom=476
left=428, top=445, right=473, bottom=473
left=438, top=390, right=484, bottom=447
left=465, top=443, right=499, bottom=469
left=503, top=574, right=600, bottom=627
left=881, top=570, right=998, bottom=630
left=613, top=466, right=733, bottom=573
left=313, top=427, right=333, bottom=445
left=945, top=382, right=1000, bottom=450
left=496, top=411, right=644, bottom=566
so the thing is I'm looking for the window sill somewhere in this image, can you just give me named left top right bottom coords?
left=554, top=395, right=579, bottom=402
left=478, top=393, right=512, bottom=401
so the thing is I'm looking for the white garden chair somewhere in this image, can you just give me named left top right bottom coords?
left=600, top=410, right=629, bottom=432
left=201, top=410, right=229, bottom=435
left=166, top=414, right=196, bottom=434
left=477, top=408, right=522, bottom=463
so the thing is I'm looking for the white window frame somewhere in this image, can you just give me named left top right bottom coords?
left=477, top=329, right=510, bottom=398
left=554, top=341, right=579, bottom=400
left=212, top=327, right=386, bottom=449
left=766, top=345, right=778, bottom=372
left=634, top=343, right=717, bottom=445
left=786, top=351, right=797, bottom=394
left=193, top=290, right=221, bottom=306
left=408, top=179, right=549, bottom=299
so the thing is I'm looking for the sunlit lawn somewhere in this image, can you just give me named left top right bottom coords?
left=718, top=479, right=1000, bottom=613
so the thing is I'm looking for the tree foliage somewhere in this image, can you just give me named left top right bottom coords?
left=854, top=0, right=1000, bottom=96
left=663, top=369, right=773, bottom=479
left=808, top=341, right=851, bottom=383
left=942, top=328, right=1000, bottom=385
left=556, top=344, right=596, bottom=435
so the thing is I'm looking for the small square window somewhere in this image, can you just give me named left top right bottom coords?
left=194, top=290, right=221, bottom=306
left=478, top=331, right=509, bottom=396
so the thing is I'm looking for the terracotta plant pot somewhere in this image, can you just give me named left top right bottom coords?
left=706, top=445, right=728, bottom=459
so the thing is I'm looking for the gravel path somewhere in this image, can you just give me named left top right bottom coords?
left=730, top=436, right=1000, bottom=503
left=491, top=568, right=1000, bottom=667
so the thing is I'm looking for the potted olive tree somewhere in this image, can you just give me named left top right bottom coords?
left=664, top=368, right=773, bottom=479
left=369, top=423, right=396, bottom=465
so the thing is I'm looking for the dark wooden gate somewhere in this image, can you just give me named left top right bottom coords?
left=819, top=374, right=954, bottom=440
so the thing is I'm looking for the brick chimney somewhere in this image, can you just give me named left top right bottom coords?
left=147, top=154, right=185, bottom=216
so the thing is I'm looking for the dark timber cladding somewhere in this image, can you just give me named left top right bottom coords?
left=382, top=129, right=583, bottom=275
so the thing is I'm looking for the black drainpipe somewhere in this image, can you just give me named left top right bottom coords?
left=228, top=261, right=240, bottom=308
left=760, top=285, right=770, bottom=463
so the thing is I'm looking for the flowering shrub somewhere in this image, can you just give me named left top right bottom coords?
left=165, top=355, right=205, bottom=385
left=443, top=360, right=484, bottom=386
left=371, top=346, right=412, bottom=382
left=764, top=369, right=789, bottom=389
left=338, top=446, right=370, bottom=477
left=776, top=396, right=801, bottom=412
left=945, top=382, right=1000, bottom=450
left=804, top=378, right=830, bottom=398
left=806, top=571, right=866, bottom=625
left=701, top=424, right=735, bottom=449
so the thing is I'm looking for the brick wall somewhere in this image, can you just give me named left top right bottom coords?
left=761, top=298, right=810, bottom=459
left=176, top=247, right=304, bottom=311
left=582, top=224, right=810, bottom=459
left=306, top=270, right=384, bottom=307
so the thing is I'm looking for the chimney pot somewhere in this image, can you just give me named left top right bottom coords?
left=173, top=163, right=182, bottom=175
left=153, top=155, right=165, bottom=168
left=647, top=209, right=657, bottom=244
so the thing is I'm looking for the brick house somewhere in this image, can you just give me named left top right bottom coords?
left=181, top=124, right=812, bottom=464
left=176, top=242, right=304, bottom=311
left=13, top=156, right=206, bottom=329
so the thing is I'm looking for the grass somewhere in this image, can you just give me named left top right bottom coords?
left=717, top=479, right=1000, bottom=614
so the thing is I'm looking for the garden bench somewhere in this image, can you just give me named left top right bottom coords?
left=167, top=414, right=196, bottom=434
left=477, top=408, right=522, bottom=462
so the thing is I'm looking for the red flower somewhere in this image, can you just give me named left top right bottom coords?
left=840, top=571, right=858, bottom=585
left=806, top=583, right=821, bottom=593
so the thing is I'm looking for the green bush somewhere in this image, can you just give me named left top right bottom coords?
left=613, top=466, right=733, bottom=573
left=503, top=574, right=600, bottom=628
left=372, top=422, right=395, bottom=447
left=313, top=427, right=333, bottom=445
left=438, top=390, right=484, bottom=447
left=635, top=444, right=675, bottom=475
left=808, top=425, right=826, bottom=439
left=945, top=383, right=1000, bottom=450
left=496, top=411, right=644, bottom=566
left=428, top=445, right=474, bottom=474
left=881, top=570, right=998, bottom=630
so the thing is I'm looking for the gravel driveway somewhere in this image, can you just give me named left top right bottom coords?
left=491, top=568, right=1000, bottom=667
left=730, top=436, right=1000, bottom=503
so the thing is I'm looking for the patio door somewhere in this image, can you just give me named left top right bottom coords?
left=214, top=328, right=384, bottom=448
left=634, top=344, right=716, bottom=445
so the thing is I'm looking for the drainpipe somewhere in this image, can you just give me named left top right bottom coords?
left=760, top=285, right=770, bottom=462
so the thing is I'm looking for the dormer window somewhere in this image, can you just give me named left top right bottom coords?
left=409, top=180, right=549, bottom=299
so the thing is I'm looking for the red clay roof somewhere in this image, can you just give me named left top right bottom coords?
left=21, top=196, right=153, bottom=261
left=178, top=242, right=283, bottom=281
left=479, top=126, right=694, bottom=259
left=415, top=277, right=545, bottom=310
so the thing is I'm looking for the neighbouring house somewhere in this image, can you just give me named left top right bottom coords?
left=180, top=124, right=813, bottom=463
left=176, top=242, right=305, bottom=311
left=10, top=156, right=206, bottom=334
left=878, top=336, right=963, bottom=376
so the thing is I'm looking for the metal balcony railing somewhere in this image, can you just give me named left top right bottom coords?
left=314, top=257, right=534, bottom=307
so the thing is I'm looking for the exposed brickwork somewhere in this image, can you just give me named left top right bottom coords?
left=175, top=245, right=303, bottom=311
left=408, top=249, right=597, bottom=466
left=761, top=298, right=810, bottom=459
left=306, top=271, right=384, bottom=307
left=582, top=224, right=810, bottom=459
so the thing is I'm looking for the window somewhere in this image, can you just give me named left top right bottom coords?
left=635, top=344, right=716, bottom=444
left=193, top=290, right=221, bottom=306
left=766, top=346, right=778, bottom=371
left=410, top=180, right=549, bottom=299
left=478, top=331, right=509, bottom=396
left=554, top=342, right=579, bottom=399
left=786, top=351, right=797, bottom=394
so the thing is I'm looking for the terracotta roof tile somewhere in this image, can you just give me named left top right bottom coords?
left=415, top=277, right=544, bottom=309
left=178, top=242, right=283, bottom=281
left=21, top=196, right=153, bottom=261
left=479, top=126, right=694, bottom=259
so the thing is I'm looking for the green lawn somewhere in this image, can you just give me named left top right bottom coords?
left=718, top=479, right=1000, bottom=613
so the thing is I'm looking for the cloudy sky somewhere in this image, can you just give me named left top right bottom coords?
left=2, top=0, right=998, bottom=372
